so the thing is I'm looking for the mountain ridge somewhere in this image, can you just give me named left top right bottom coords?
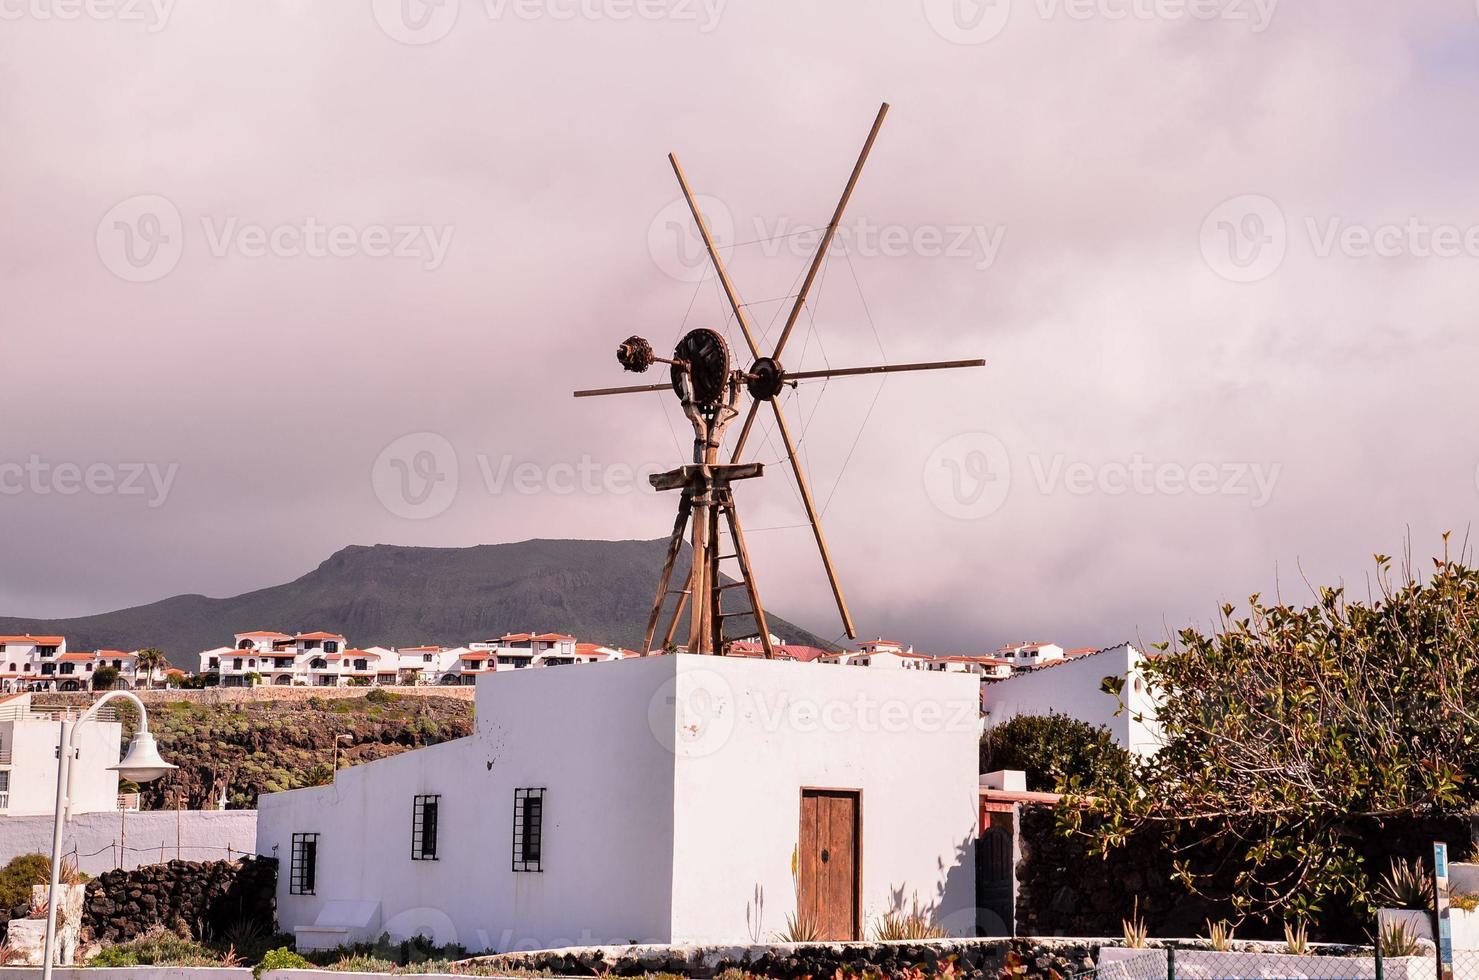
left=0, top=539, right=835, bottom=666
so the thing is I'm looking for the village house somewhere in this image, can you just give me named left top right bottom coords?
left=256, top=655, right=980, bottom=950
left=979, top=642, right=1161, bottom=754
left=0, top=692, right=130, bottom=816
left=1, top=636, right=161, bottom=693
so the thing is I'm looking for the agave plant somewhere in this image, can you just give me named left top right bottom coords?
left=1375, top=858, right=1433, bottom=910
left=1283, top=920, right=1309, bottom=955
left=776, top=910, right=822, bottom=944
left=1204, top=919, right=1234, bottom=952
left=872, top=894, right=946, bottom=941
left=1122, top=899, right=1149, bottom=948
left=1379, top=919, right=1423, bottom=958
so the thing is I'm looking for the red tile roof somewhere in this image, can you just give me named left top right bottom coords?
left=296, top=631, right=346, bottom=641
left=0, top=635, right=65, bottom=645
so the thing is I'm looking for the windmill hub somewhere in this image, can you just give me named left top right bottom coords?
left=745, top=357, right=786, bottom=401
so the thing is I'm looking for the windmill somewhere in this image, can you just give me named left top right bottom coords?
left=574, top=103, right=984, bottom=658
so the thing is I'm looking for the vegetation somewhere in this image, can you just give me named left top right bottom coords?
left=91, top=664, right=119, bottom=689
left=135, top=647, right=168, bottom=687
left=101, top=693, right=472, bottom=809
left=1204, top=919, right=1234, bottom=951
left=1065, top=544, right=1479, bottom=924
left=872, top=896, right=947, bottom=940
left=1121, top=899, right=1148, bottom=948
left=1283, top=919, right=1309, bottom=955
left=980, top=713, right=1131, bottom=792
left=88, top=927, right=240, bottom=967
left=1374, top=858, right=1432, bottom=911
left=254, top=946, right=311, bottom=978
left=1452, top=891, right=1479, bottom=912
left=1378, top=919, right=1423, bottom=958
left=0, top=854, right=50, bottom=909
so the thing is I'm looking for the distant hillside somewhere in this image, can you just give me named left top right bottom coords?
left=0, top=539, right=835, bottom=666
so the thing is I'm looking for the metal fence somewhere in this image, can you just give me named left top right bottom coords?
left=1083, top=939, right=1459, bottom=980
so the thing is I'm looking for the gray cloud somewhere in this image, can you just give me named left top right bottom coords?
left=2, top=0, right=1478, bottom=653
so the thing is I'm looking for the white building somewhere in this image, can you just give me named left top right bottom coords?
left=0, top=692, right=124, bottom=816
left=0, top=637, right=160, bottom=693
left=993, top=642, right=1067, bottom=670
left=256, top=655, right=980, bottom=951
left=825, top=638, right=934, bottom=670
left=979, top=642, right=1161, bottom=755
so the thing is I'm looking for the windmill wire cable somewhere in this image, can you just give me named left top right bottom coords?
left=818, top=239, right=887, bottom=516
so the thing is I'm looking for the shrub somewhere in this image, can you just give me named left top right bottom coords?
left=980, top=712, right=1132, bottom=792
left=254, top=946, right=311, bottom=978
left=89, top=928, right=227, bottom=967
left=0, top=854, right=51, bottom=909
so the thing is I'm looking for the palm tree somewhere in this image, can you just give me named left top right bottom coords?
left=134, top=647, right=168, bottom=689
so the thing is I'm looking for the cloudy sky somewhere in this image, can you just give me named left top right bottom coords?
left=2, top=0, right=1477, bottom=653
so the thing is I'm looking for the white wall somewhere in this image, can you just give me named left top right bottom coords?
left=979, top=643, right=1160, bottom=754
left=258, top=657, right=679, bottom=952
left=2, top=716, right=121, bottom=815
left=258, top=654, right=980, bottom=952
left=668, top=657, right=980, bottom=944
left=0, top=810, right=259, bottom=874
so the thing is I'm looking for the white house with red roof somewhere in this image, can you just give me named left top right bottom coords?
left=0, top=635, right=66, bottom=692
left=826, top=638, right=934, bottom=670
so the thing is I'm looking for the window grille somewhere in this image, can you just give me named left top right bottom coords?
left=412, top=795, right=440, bottom=860
left=290, top=833, right=318, bottom=895
left=512, top=788, right=544, bottom=872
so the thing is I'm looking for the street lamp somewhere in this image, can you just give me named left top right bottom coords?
left=41, top=690, right=176, bottom=980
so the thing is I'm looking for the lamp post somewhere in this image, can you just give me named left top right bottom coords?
left=41, top=690, right=176, bottom=980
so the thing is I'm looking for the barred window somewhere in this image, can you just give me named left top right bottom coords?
left=512, top=788, right=544, bottom=872
left=412, top=795, right=440, bottom=861
left=290, top=833, right=318, bottom=895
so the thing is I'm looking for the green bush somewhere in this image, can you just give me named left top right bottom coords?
left=980, top=712, right=1132, bottom=792
left=0, top=854, right=51, bottom=909
left=254, top=946, right=311, bottom=978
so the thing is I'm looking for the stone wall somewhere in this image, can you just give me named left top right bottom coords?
left=83, top=857, right=277, bottom=945
left=476, top=938, right=1099, bottom=980
left=1015, top=803, right=1476, bottom=942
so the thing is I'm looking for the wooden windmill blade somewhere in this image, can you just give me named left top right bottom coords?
left=667, top=152, right=762, bottom=361
left=771, top=102, right=889, bottom=363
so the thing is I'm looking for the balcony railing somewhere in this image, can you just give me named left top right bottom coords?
left=0, top=746, right=10, bottom=765
left=0, top=705, right=119, bottom=723
left=0, top=792, right=8, bottom=810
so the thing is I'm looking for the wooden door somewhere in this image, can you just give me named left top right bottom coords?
left=798, top=789, right=860, bottom=941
